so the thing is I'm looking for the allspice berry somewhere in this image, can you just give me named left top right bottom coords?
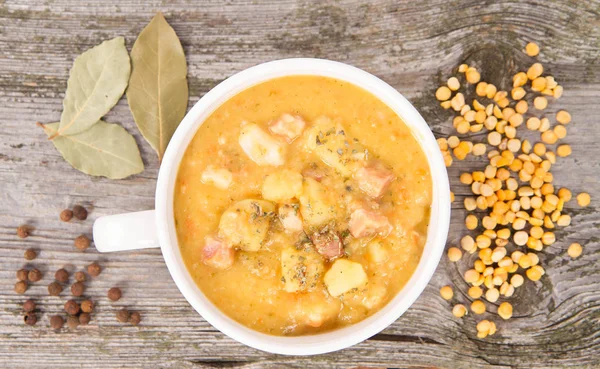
left=48, top=282, right=63, bottom=296
left=28, top=269, right=42, bottom=282
left=129, top=312, right=141, bottom=326
left=24, top=248, right=37, bottom=261
left=50, top=315, right=64, bottom=330
left=116, top=308, right=130, bottom=323
left=16, top=225, right=29, bottom=238
left=16, top=269, right=29, bottom=281
left=60, top=209, right=73, bottom=222
left=79, top=313, right=91, bottom=325
left=74, top=235, right=91, bottom=251
left=14, top=281, right=27, bottom=294
left=107, top=287, right=122, bottom=302
left=64, top=300, right=80, bottom=316
left=71, top=282, right=85, bottom=297
left=87, top=263, right=101, bottom=277
left=74, top=271, right=86, bottom=282
left=81, top=299, right=94, bottom=313
left=23, top=299, right=36, bottom=313
left=55, top=268, right=69, bottom=283
left=24, top=312, right=37, bottom=326
left=72, top=205, right=88, bottom=220
left=67, top=316, right=79, bottom=329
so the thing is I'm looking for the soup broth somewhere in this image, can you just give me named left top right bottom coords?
left=174, top=76, right=432, bottom=335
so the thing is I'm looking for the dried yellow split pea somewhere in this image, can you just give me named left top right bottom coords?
left=498, top=302, right=513, bottom=320
left=557, top=145, right=572, bottom=157
left=436, top=86, right=452, bottom=101
left=468, top=286, right=483, bottom=299
left=440, top=285, right=454, bottom=300
left=567, top=243, right=582, bottom=258
left=577, top=192, right=591, bottom=207
left=525, top=42, right=540, bottom=57
left=534, top=96, right=548, bottom=110
left=527, top=63, right=544, bottom=80
left=448, top=77, right=460, bottom=91
left=556, top=110, right=571, bottom=124
left=448, top=247, right=462, bottom=262
left=466, top=67, right=481, bottom=84
left=471, top=300, right=486, bottom=314
left=452, top=304, right=468, bottom=318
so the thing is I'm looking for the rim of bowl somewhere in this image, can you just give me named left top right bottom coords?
left=156, top=58, right=451, bottom=355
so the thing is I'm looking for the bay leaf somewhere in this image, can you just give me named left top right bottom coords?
left=54, top=37, right=131, bottom=137
left=127, top=12, right=188, bottom=161
left=39, top=122, right=144, bottom=179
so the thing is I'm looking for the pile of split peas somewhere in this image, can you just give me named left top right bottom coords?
left=435, top=42, right=591, bottom=339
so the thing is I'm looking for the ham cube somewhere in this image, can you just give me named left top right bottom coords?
left=310, top=227, right=344, bottom=261
left=354, top=164, right=395, bottom=198
left=269, top=113, right=306, bottom=142
left=301, top=165, right=327, bottom=182
left=201, top=236, right=234, bottom=269
left=348, top=209, right=392, bottom=238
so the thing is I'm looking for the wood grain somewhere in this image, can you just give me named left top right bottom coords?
left=0, top=0, right=599, bottom=368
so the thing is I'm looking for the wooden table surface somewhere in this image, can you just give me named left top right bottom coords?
left=1, top=1, right=599, bottom=368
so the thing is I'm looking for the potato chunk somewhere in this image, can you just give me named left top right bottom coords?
left=218, top=199, right=275, bottom=252
left=269, top=113, right=306, bottom=142
left=362, top=283, right=388, bottom=309
left=298, top=177, right=336, bottom=227
left=366, top=239, right=389, bottom=264
left=291, top=291, right=341, bottom=328
left=281, top=246, right=324, bottom=293
left=324, top=259, right=368, bottom=297
left=201, top=165, right=233, bottom=189
left=304, top=116, right=366, bottom=176
left=262, top=170, right=303, bottom=202
left=239, top=123, right=286, bottom=166
left=278, top=204, right=303, bottom=233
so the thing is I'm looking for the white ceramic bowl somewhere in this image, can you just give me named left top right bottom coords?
left=93, top=58, right=451, bottom=355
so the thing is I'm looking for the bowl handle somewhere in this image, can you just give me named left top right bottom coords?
left=92, top=210, right=159, bottom=252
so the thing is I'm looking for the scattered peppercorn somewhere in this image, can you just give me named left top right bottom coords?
left=87, top=263, right=101, bottom=277
left=81, top=299, right=94, bottom=313
left=67, top=316, right=79, bottom=329
left=14, top=281, right=28, bottom=294
left=24, top=248, right=37, bottom=260
left=116, top=308, right=130, bottom=323
left=72, top=205, right=88, bottom=220
left=79, top=313, right=91, bottom=325
left=50, top=315, right=64, bottom=330
left=28, top=269, right=42, bottom=282
left=16, top=269, right=28, bottom=281
left=74, top=235, right=91, bottom=251
left=60, top=209, right=73, bottom=222
left=55, top=268, right=69, bottom=283
left=64, top=300, right=80, bottom=316
left=23, top=299, right=36, bottom=313
left=16, top=225, right=29, bottom=238
left=48, top=282, right=63, bottom=296
left=129, top=312, right=141, bottom=326
left=24, top=312, right=37, bottom=326
left=74, top=271, right=86, bottom=282
left=107, top=287, right=122, bottom=301
left=71, top=282, right=84, bottom=297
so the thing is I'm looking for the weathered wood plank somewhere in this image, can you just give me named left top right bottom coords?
left=0, top=0, right=599, bottom=368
